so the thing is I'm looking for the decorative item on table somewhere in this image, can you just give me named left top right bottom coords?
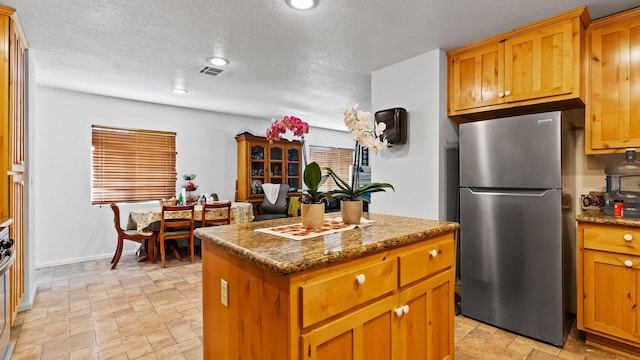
left=162, top=197, right=178, bottom=206
left=300, top=162, right=332, bottom=230
left=181, top=173, right=199, bottom=204
left=324, top=104, right=395, bottom=225
left=266, top=115, right=309, bottom=167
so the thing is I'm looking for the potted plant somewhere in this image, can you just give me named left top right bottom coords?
left=326, top=104, right=395, bottom=224
left=301, top=162, right=332, bottom=229
left=325, top=167, right=394, bottom=224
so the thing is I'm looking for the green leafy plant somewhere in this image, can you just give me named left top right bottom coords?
left=325, top=167, right=394, bottom=202
left=302, top=162, right=332, bottom=204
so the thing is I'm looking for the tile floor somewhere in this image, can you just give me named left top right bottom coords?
left=7, top=252, right=632, bottom=359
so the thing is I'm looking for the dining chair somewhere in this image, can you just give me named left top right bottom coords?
left=201, top=201, right=232, bottom=227
left=158, top=204, right=195, bottom=268
left=109, top=203, right=156, bottom=270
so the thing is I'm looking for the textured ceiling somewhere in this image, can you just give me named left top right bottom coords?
left=3, top=0, right=640, bottom=130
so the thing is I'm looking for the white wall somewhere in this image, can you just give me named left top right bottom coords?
left=31, top=86, right=352, bottom=268
left=370, top=49, right=455, bottom=220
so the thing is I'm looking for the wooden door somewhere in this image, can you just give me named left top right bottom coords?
left=398, top=270, right=454, bottom=360
left=449, top=42, right=504, bottom=112
left=588, top=14, right=640, bottom=152
left=504, top=20, right=574, bottom=103
left=301, top=296, right=398, bottom=360
left=583, top=250, right=639, bottom=342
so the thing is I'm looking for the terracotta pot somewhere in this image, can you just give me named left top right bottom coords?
left=301, top=203, right=325, bottom=229
left=341, top=200, right=363, bottom=225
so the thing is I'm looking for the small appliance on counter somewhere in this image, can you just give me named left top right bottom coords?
left=0, top=226, right=15, bottom=359
left=604, top=148, right=640, bottom=217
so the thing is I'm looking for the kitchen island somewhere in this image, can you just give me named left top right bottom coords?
left=194, top=213, right=459, bottom=360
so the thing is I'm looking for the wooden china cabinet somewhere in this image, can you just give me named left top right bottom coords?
left=235, top=134, right=303, bottom=208
left=0, top=5, right=26, bottom=325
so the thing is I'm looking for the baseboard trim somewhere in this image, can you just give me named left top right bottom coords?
left=35, top=250, right=135, bottom=269
left=18, top=285, right=36, bottom=312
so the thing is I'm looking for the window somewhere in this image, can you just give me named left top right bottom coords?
left=91, top=125, right=177, bottom=205
left=308, top=146, right=354, bottom=192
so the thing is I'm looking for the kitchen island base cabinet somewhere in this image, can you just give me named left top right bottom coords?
left=301, top=270, right=453, bottom=360
left=202, top=231, right=456, bottom=360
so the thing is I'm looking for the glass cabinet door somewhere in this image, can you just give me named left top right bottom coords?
left=250, top=145, right=266, bottom=194
left=287, top=147, right=301, bottom=192
left=269, top=145, right=284, bottom=184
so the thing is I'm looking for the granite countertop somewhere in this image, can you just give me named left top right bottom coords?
left=577, top=209, right=640, bottom=227
left=194, top=213, right=460, bottom=275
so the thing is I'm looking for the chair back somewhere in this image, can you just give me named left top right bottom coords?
left=260, top=184, right=290, bottom=214
left=201, top=201, right=232, bottom=227
left=160, top=204, right=195, bottom=240
left=110, top=203, right=126, bottom=236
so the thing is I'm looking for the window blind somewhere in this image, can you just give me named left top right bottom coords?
left=91, top=125, right=177, bottom=205
left=308, top=146, right=354, bottom=192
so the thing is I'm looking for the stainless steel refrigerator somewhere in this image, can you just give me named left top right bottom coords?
left=459, top=111, right=575, bottom=347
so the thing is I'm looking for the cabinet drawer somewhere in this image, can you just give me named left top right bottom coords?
left=398, top=236, right=454, bottom=287
left=300, top=257, right=397, bottom=328
left=584, top=227, right=640, bottom=256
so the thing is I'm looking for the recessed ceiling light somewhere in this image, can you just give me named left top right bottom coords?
left=172, top=88, right=188, bottom=95
left=206, top=56, right=229, bottom=66
left=286, top=0, right=317, bottom=10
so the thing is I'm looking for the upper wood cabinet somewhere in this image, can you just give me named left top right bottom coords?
left=235, top=133, right=302, bottom=205
left=586, top=7, right=640, bottom=154
left=447, top=7, right=590, bottom=121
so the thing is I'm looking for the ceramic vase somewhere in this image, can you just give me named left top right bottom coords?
left=341, top=200, right=363, bottom=225
left=301, top=203, right=325, bottom=229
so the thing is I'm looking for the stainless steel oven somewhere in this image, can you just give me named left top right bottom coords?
left=0, top=226, right=15, bottom=359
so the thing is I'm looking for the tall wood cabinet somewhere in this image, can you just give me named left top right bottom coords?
left=0, top=5, right=26, bottom=325
left=235, top=133, right=302, bottom=205
left=586, top=7, right=640, bottom=154
left=577, top=222, right=640, bottom=358
left=447, top=7, right=590, bottom=121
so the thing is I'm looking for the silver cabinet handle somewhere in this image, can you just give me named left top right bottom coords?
left=504, top=90, right=511, bottom=96
left=624, top=234, right=633, bottom=242
left=624, top=260, right=634, bottom=267
left=355, top=273, right=366, bottom=285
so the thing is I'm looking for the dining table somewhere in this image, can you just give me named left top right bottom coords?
left=126, top=202, right=254, bottom=263
left=127, top=201, right=254, bottom=232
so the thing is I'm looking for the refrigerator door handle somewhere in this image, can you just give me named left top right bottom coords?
left=468, top=188, right=551, bottom=197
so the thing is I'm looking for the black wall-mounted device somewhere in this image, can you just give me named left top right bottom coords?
left=374, top=107, right=407, bottom=145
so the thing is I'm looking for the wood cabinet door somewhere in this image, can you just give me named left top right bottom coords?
left=398, top=270, right=454, bottom=360
left=583, top=250, right=639, bottom=342
left=449, top=42, right=504, bottom=112
left=268, top=143, right=284, bottom=184
left=7, top=13, right=25, bottom=325
left=286, top=145, right=302, bottom=192
left=588, top=16, right=640, bottom=152
left=504, top=20, right=574, bottom=103
left=301, top=296, right=398, bottom=360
